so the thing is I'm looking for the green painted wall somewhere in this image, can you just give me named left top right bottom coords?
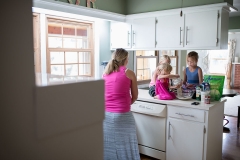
left=229, top=16, right=240, bottom=30
left=126, top=0, right=232, bottom=14
left=56, top=0, right=127, bottom=14
left=98, top=21, right=111, bottom=63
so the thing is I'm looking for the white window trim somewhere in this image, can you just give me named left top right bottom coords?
left=33, top=7, right=102, bottom=79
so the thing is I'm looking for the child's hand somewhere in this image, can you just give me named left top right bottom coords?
left=174, top=74, right=180, bottom=78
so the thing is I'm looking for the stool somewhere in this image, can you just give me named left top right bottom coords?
left=238, top=106, right=240, bottom=128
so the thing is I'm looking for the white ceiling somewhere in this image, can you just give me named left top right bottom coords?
left=230, top=0, right=240, bottom=17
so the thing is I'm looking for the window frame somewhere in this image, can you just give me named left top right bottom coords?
left=33, top=13, right=41, bottom=73
left=45, top=16, right=95, bottom=77
left=135, top=51, right=158, bottom=84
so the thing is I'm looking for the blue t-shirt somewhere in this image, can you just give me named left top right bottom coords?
left=186, top=67, right=199, bottom=84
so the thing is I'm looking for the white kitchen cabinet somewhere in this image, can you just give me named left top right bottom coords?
left=111, top=17, right=156, bottom=50
left=110, top=22, right=132, bottom=49
left=166, top=105, right=224, bottom=160
left=167, top=118, right=205, bottom=160
left=131, top=17, right=156, bottom=49
left=184, top=10, right=218, bottom=48
left=156, top=14, right=184, bottom=48
left=156, top=9, right=229, bottom=50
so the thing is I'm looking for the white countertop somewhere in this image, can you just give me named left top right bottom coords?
left=137, top=89, right=226, bottom=110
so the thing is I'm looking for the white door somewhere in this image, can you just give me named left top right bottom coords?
left=131, top=17, right=156, bottom=49
left=167, top=118, right=205, bottom=160
left=110, top=22, right=131, bottom=49
left=184, top=10, right=218, bottom=48
left=156, top=14, right=184, bottom=48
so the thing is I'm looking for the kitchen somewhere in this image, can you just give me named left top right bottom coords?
left=1, top=0, right=240, bottom=160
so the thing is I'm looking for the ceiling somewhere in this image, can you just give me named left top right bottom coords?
left=230, top=0, right=240, bottom=17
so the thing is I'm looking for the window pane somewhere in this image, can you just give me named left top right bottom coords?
left=51, top=65, right=64, bottom=75
left=48, top=37, right=62, bottom=48
left=77, top=28, right=87, bottom=37
left=137, top=57, right=157, bottom=81
left=137, top=58, right=143, bottom=69
left=48, top=23, right=62, bottom=36
left=79, top=52, right=91, bottom=63
left=79, top=64, right=91, bottom=75
left=65, top=52, right=78, bottom=63
left=143, top=69, right=150, bottom=80
left=63, top=25, right=75, bottom=36
left=66, top=64, right=78, bottom=76
left=50, top=52, right=64, bottom=64
left=63, top=38, right=76, bottom=48
left=137, top=70, right=143, bottom=81
left=171, top=57, right=176, bottom=66
left=77, top=38, right=88, bottom=49
left=171, top=66, right=176, bottom=74
left=209, top=59, right=227, bottom=74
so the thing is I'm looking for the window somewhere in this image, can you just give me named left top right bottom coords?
left=136, top=51, right=158, bottom=83
left=159, top=50, right=178, bottom=74
left=46, top=17, right=94, bottom=78
left=208, top=50, right=228, bottom=75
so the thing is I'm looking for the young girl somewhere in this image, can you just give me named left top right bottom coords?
left=149, top=55, right=179, bottom=97
left=154, top=63, right=180, bottom=100
left=182, top=51, right=203, bottom=98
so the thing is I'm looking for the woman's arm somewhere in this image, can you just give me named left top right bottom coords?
left=126, top=69, right=138, bottom=104
left=198, top=67, right=203, bottom=84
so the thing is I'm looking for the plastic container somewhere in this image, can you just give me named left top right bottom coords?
left=196, top=86, right=201, bottom=101
left=201, top=91, right=207, bottom=103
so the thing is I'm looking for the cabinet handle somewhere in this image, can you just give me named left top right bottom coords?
left=133, top=31, right=135, bottom=46
left=180, top=27, right=182, bottom=45
left=127, top=31, right=130, bottom=46
left=168, top=122, right=171, bottom=140
left=186, top=26, right=189, bottom=45
left=175, top=112, right=195, bottom=117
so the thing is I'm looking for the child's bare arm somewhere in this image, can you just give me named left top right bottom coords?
left=157, top=74, right=180, bottom=79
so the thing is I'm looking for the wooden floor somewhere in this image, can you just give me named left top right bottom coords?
left=140, top=116, right=240, bottom=160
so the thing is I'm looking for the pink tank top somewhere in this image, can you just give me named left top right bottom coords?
left=103, top=66, right=131, bottom=113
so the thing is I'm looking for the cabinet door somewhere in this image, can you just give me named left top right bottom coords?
left=131, top=17, right=156, bottom=49
left=156, top=15, right=184, bottom=48
left=167, top=118, right=205, bottom=160
left=110, top=22, right=131, bottom=49
left=184, top=10, right=218, bottom=48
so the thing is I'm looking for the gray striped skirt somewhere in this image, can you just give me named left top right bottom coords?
left=103, top=111, right=140, bottom=160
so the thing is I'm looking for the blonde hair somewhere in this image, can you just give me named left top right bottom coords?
left=156, top=63, right=172, bottom=75
left=187, top=51, right=199, bottom=62
left=104, top=48, right=128, bottom=75
left=158, top=55, right=171, bottom=65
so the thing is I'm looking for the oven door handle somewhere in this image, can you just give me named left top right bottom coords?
left=168, top=121, right=171, bottom=140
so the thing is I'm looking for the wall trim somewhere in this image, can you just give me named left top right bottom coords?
left=33, top=0, right=126, bottom=22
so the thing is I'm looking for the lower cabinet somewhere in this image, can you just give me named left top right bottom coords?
left=166, top=104, right=224, bottom=160
left=167, top=118, right=204, bottom=160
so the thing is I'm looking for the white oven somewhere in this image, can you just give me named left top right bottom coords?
left=131, top=100, right=167, bottom=160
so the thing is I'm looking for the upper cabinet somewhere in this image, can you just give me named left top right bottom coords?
left=131, top=17, right=156, bottom=49
left=110, top=22, right=132, bottom=49
left=184, top=10, right=219, bottom=48
left=156, top=14, right=184, bottom=48
left=110, top=3, right=232, bottom=50
left=111, top=17, right=156, bottom=50
left=156, top=9, right=229, bottom=50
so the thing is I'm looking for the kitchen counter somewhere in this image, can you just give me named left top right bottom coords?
left=137, top=89, right=226, bottom=110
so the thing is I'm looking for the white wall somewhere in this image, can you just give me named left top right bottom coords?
left=1, top=1, right=104, bottom=160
